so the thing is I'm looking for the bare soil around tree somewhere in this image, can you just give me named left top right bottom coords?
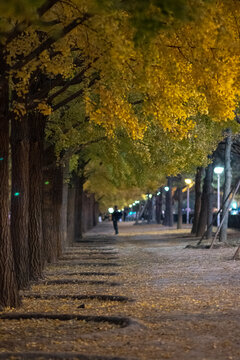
left=0, top=221, right=240, bottom=360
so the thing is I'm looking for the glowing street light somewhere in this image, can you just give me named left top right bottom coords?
left=214, top=167, right=224, bottom=175
left=108, top=207, right=114, bottom=214
left=185, top=179, right=192, bottom=224
left=214, top=166, right=224, bottom=227
left=164, top=186, right=169, bottom=192
left=185, top=179, right=192, bottom=185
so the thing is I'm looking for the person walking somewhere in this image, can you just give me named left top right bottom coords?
left=112, top=205, right=122, bottom=234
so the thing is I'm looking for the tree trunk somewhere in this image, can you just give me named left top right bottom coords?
left=220, top=130, right=232, bottom=242
left=61, top=166, right=69, bottom=250
left=147, top=195, right=152, bottom=224
left=177, top=186, right=183, bottom=229
left=86, top=194, right=91, bottom=230
left=196, top=167, right=209, bottom=237
left=206, top=163, right=213, bottom=239
left=89, top=194, right=95, bottom=229
left=82, top=191, right=88, bottom=233
left=156, top=189, right=163, bottom=224
left=163, top=177, right=173, bottom=226
left=28, top=112, right=45, bottom=280
left=67, top=184, right=76, bottom=245
left=52, top=165, right=63, bottom=258
left=151, top=195, right=156, bottom=222
left=191, top=167, right=203, bottom=234
left=42, top=146, right=63, bottom=262
left=74, top=176, right=84, bottom=241
left=0, top=52, right=20, bottom=307
left=93, top=198, right=98, bottom=227
left=42, top=165, right=56, bottom=263
left=11, top=115, right=30, bottom=289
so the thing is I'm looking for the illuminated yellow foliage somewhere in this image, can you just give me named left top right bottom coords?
left=85, top=88, right=146, bottom=139
left=4, top=0, right=240, bottom=207
left=37, top=102, right=52, bottom=115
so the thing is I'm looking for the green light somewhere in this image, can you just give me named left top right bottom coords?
left=0, top=157, right=3, bottom=161
left=14, top=192, right=20, bottom=197
left=44, top=181, right=50, bottom=185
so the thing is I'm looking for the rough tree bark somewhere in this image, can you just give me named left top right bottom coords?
left=42, top=145, right=63, bottom=262
left=156, top=188, right=163, bottom=224
left=61, top=164, right=69, bottom=250
left=82, top=191, right=88, bottom=233
left=0, top=49, right=20, bottom=307
left=86, top=194, right=91, bottom=230
left=163, top=177, right=173, bottom=227
left=67, top=180, right=76, bottom=245
left=196, top=167, right=209, bottom=237
left=74, top=176, right=84, bottom=241
left=42, top=165, right=56, bottom=263
left=88, top=194, right=95, bottom=230
left=191, top=167, right=203, bottom=234
left=52, top=165, right=63, bottom=258
left=147, top=195, right=153, bottom=224
left=93, top=198, right=98, bottom=227
left=28, top=112, right=45, bottom=280
left=206, top=163, right=213, bottom=239
left=11, top=114, right=30, bottom=289
left=220, top=130, right=232, bottom=242
left=177, top=185, right=183, bottom=229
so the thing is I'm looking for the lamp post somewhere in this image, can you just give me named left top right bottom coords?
left=214, top=166, right=224, bottom=227
left=185, top=179, right=192, bottom=224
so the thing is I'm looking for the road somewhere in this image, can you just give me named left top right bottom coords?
left=0, top=221, right=239, bottom=359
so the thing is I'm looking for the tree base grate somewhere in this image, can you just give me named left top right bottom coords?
left=45, top=272, right=119, bottom=277
left=59, top=257, right=118, bottom=261
left=0, top=352, right=135, bottom=359
left=40, top=279, right=120, bottom=286
left=58, top=263, right=121, bottom=267
left=23, top=294, right=133, bottom=302
left=0, top=313, right=132, bottom=327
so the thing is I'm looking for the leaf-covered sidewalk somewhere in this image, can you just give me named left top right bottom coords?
left=0, top=222, right=240, bottom=360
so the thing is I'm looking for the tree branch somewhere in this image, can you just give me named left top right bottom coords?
left=37, top=0, right=59, bottom=17
left=58, top=136, right=107, bottom=167
left=11, top=13, right=91, bottom=71
left=130, top=99, right=144, bottom=105
left=6, top=0, right=60, bottom=44
left=52, top=73, right=100, bottom=112
left=27, top=75, right=64, bottom=109
left=48, top=65, right=91, bottom=102
left=52, top=87, right=84, bottom=111
left=26, top=57, right=86, bottom=108
left=48, top=57, right=99, bottom=102
left=81, top=136, right=108, bottom=148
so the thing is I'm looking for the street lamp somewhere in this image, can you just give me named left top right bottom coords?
left=185, top=179, right=192, bottom=224
left=214, top=166, right=224, bottom=227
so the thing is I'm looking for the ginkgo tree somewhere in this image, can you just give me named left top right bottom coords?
left=83, top=115, right=228, bottom=207
left=0, top=0, right=147, bottom=307
left=1, top=0, right=240, bottom=309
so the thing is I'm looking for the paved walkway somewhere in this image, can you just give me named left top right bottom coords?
left=0, top=222, right=240, bottom=359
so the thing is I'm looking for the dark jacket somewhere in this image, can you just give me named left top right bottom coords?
left=112, top=210, right=122, bottom=222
